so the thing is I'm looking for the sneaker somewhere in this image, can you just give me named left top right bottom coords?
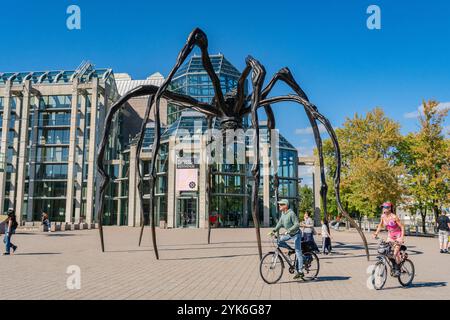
left=444, top=250, right=449, bottom=254
left=293, top=272, right=304, bottom=280
left=440, top=249, right=444, bottom=254
left=12, top=245, right=17, bottom=253
left=2, top=252, right=10, bottom=256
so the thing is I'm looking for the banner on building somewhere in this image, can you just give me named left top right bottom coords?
left=176, top=156, right=199, bottom=191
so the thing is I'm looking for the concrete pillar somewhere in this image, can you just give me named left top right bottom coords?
left=85, top=78, right=99, bottom=224
left=128, top=145, right=137, bottom=227
left=167, top=137, right=176, bottom=228
left=0, top=81, right=12, bottom=215
left=65, top=80, right=79, bottom=223
left=262, top=144, right=270, bottom=227
left=27, top=95, right=40, bottom=221
left=8, top=92, right=22, bottom=211
left=313, top=159, right=321, bottom=227
left=117, top=153, right=123, bottom=226
left=14, top=81, right=32, bottom=224
left=135, top=161, right=143, bottom=227
left=74, top=92, right=87, bottom=223
left=198, top=137, right=207, bottom=228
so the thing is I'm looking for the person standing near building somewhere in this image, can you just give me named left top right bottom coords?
left=320, top=219, right=332, bottom=255
left=437, top=210, right=450, bottom=253
left=269, top=199, right=304, bottom=280
left=301, top=211, right=315, bottom=242
left=42, top=211, right=51, bottom=232
left=3, top=209, right=18, bottom=256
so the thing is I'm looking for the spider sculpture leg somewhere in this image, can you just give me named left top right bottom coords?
left=143, top=28, right=239, bottom=250
left=97, top=84, right=217, bottom=254
left=97, top=86, right=159, bottom=252
left=234, top=58, right=283, bottom=258
left=261, top=68, right=329, bottom=225
left=206, top=116, right=213, bottom=244
left=246, top=56, right=267, bottom=260
left=262, top=104, right=281, bottom=221
left=138, top=95, right=155, bottom=247
left=258, top=93, right=370, bottom=260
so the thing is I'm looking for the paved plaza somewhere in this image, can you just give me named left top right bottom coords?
left=1, top=227, right=449, bottom=300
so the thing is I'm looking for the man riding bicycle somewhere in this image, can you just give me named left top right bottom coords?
left=269, top=199, right=304, bottom=280
left=373, top=202, right=405, bottom=276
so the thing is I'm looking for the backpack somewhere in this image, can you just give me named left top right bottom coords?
left=11, top=220, right=18, bottom=230
left=438, top=216, right=450, bottom=231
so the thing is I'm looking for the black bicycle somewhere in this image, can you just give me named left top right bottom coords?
left=371, top=239, right=415, bottom=290
left=260, top=234, right=320, bottom=284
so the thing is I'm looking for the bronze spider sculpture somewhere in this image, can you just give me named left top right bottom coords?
left=96, top=27, right=369, bottom=261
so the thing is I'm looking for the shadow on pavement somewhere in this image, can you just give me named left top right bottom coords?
left=276, top=276, right=350, bottom=285
left=407, top=282, right=447, bottom=288
left=162, top=253, right=259, bottom=261
left=383, top=281, right=447, bottom=290
left=13, top=252, right=62, bottom=256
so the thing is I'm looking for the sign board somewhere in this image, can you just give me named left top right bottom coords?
left=176, top=156, right=199, bottom=192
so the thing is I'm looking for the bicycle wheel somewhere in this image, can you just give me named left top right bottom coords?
left=302, top=252, right=319, bottom=281
left=372, top=261, right=387, bottom=290
left=398, top=259, right=415, bottom=287
left=260, top=252, right=284, bottom=284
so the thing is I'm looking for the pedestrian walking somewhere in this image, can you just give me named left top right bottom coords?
left=320, top=219, right=332, bottom=255
left=301, top=211, right=319, bottom=252
left=3, top=209, right=18, bottom=256
left=301, top=211, right=315, bottom=242
left=437, top=210, right=450, bottom=253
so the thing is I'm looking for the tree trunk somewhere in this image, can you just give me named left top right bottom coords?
left=433, top=205, right=439, bottom=224
left=421, top=208, right=427, bottom=234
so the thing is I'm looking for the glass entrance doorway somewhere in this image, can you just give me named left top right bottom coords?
left=176, top=197, right=198, bottom=228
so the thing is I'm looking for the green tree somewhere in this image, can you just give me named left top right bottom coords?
left=396, top=101, right=450, bottom=233
left=322, top=108, right=404, bottom=221
left=298, top=185, right=314, bottom=218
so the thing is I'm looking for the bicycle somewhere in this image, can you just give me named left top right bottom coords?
left=371, top=239, right=415, bottom=290
left=259, top=233, right=320, bottom=284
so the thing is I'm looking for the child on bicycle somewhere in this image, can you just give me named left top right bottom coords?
left=373, top=202, right=405, bottom=276
left=269, top=199, right=304, bottom=280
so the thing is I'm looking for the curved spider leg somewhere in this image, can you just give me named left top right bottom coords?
left=259, top=68, right=329, bottom=226
left=97, top=85, right=161, bottom=252
left=264, top=106, right=281, bottom=221
left=206, top=116, right=213, bottom=244
left=246, top=56, right=267, bottom=260
left=97, top=84, right=216, bottom=253
left=138, top=95, right=155, bottom=247
left=158, top=28, right=227, bottom=116
left=258, top=94, right=370, bottom=260
left=145, top=97, right=162, bottom=260
left=144, top=27, right=227, bottom=253
left=235, top=63, right=280, bottom=223
left=234, top=64, right=251, bottom=114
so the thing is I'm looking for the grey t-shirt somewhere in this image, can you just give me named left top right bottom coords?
left=303, top=217, right=314, bottom=234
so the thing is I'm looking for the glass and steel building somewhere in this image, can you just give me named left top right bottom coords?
left=0, top=62, right=119, bottom=224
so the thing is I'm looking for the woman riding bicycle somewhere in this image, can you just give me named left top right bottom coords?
left=373, top=202, right=405, bottom=276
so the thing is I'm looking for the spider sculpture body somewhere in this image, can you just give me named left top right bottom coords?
left=96, top=28, right=369, bottom=260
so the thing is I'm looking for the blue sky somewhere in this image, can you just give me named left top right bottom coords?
left=1, top=0, right=449, bottom=184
